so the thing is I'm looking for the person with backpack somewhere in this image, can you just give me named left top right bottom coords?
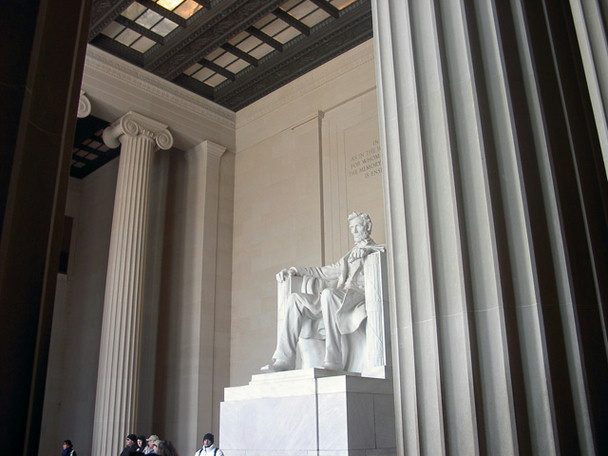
left=194, top=433, right=223, bottom=456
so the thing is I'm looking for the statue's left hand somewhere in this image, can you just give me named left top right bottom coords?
left=350, top=246, right=370, bottom=260
left=349, top=244, right=385, bottom=260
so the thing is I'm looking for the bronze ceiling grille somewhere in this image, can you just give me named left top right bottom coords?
left=88, top=0, right=372, bottom=111
left=71, top=116, right=120, bottom=179
left=73, top=0, right=372, bottom=178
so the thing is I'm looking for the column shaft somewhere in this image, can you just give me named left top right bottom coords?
left=372, top=0, right=608, bottom=454
left=92, top=112, right=173, bottom=456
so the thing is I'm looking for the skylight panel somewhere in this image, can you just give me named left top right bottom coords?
left=156, top=0, right=184, bottom=10
left=331, top=0, right=356, bottom=9
left=101, top=22, right=126, bottom=39
left=248, top=43, right=274, bottom=59
left=122, top=2, right=146, bottom=21
left=192, top=67, right=215, bottom=82
left=115, top=28, right=142, bottom=46
left=173, top=0, right=203, bottom=19
left=274, top=27, right=300, bottom=44
left=205, top=73, right=227, bottom=87
left=213, top=51, right=238, bottom=68
left=225, top=59, right=250, bottom=74
left=261, top=18, right=289, bottom=37
left=151, top=17, right=179, bottom=36
left=131, top=36, right=156, bottom=53
left=184, top=63, right=203, bottom=76
left=235, top=36, right=263, bottom=53
left=287, top=1, right=315, bottom=19
left=136, top=9, right=163, bottom=28
left=300, top=9, right=330, bottom=27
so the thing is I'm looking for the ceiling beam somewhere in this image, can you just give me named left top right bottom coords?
left=214, top=0, right=372, bottom=110
left=272, top=8, right=310, bottom=36
left=137, top=0, right=188, bottom=28
left=74, top=144, right=104, bottom=156
left=200, top=59, right=236, bottom=81
left=192, top=0, right=212, bottom=8
left=172, top=74, right=215, bottom=99
left=147, top=0, right=285, bottom=79
left=114, top=16, right=165, bottom=44
left=308, top=0, right=340, bottom=19
left=89, top=0, right=133, bottom=40
left=246, top=26, right=284, bottom=51
left=71, top=154, right=94, bottom=164
left=221, top=43, right=259, bottom=67
left=90, top=35, right=146, bottom=66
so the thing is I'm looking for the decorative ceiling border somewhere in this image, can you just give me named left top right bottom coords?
left=84, top=45, right=236, bottom=129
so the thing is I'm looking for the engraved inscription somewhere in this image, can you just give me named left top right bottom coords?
left=349, top=139, right=382, bottom=179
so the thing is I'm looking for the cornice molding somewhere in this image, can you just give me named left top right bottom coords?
left=84, top=45, right=236, bottom=130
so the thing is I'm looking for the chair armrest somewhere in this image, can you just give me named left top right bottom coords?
left=364, top=249, right=390, bottom=371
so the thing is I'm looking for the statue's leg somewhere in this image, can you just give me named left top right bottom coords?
left=320, top=288, right=347, bottom=370
left=269, top=293, right=319, bottom=370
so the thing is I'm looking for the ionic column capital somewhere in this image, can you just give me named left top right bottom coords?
left=78, top=91, right=91, bottom=118
left=103, top=111, right=174, bottom=150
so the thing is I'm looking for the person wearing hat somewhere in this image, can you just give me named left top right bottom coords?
left=136, top=435, right=147, bottom=453
left=144, top=435, right=159, bottom=454
left=194, top=433, right=223, bottom=456
left=120, top=434, right=138, bottom=456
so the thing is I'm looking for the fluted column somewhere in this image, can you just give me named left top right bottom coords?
left=372, top=1, right=607, bottom=455
left=92, top=112, right=173, bottom=456
left=568, top=0, right=608, bottom=176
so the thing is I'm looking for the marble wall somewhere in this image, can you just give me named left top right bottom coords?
left=39, top=160, right=119, bottom=456
left=231, top=40, right=385, bottom=386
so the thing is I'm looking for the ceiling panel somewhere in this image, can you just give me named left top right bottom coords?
left=74, top=0, right=372, bottom=178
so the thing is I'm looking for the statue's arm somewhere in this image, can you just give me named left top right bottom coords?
left=349, top=244, right=385, bottom=260
left=276, top=261, right=341, bottom=283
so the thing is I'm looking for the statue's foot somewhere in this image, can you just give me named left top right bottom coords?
left=322, top=362, right=343, bottom=371
left=260, top=359, right=293, bottom=372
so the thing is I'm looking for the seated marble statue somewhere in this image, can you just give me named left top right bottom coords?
left=261, top=211, right=386, bottom=373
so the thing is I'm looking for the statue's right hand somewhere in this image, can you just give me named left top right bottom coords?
left=276, top=267, right=299, bottom=282
left=276, top=268, right=289, bottom=282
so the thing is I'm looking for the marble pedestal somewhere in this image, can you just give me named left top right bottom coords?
left=219, top=369, right=396, bottom=456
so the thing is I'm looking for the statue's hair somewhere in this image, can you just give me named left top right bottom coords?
left=348, top=211, right=372, bottom=233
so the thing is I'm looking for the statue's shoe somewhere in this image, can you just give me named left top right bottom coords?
left=260, top=359, right=293, bottom=372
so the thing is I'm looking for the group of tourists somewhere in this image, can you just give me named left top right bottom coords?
left=120, top=434, right=162, bottom=455
left=61, top=432, right=223, bottom=456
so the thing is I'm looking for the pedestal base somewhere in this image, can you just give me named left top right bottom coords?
left=220, top=368, right=396, bottom=456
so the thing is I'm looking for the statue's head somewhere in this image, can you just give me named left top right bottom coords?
left=348, top=211, right=372, bottom=242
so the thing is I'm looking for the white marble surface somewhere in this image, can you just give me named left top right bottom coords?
left=220, top=369, right=395, bottom=455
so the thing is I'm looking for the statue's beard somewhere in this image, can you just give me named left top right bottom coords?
left=354, top=233, right=369, bottom=243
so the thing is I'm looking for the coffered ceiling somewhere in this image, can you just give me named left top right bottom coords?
left=89, top=0, right=372, bottom=111
left=72, top=0, right=372, bottom=178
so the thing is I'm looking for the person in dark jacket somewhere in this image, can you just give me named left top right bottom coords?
left=62, top=440, right=76, bottom=456
left=120, top=434, right=138, bottom=456
left=136, top=435, right=147, bottom=453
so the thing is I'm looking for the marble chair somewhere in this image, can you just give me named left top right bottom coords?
left=276, top=249, right=390, bottom=377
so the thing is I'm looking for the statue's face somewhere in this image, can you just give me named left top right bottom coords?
left=349, top=216, right=370, bottom=243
